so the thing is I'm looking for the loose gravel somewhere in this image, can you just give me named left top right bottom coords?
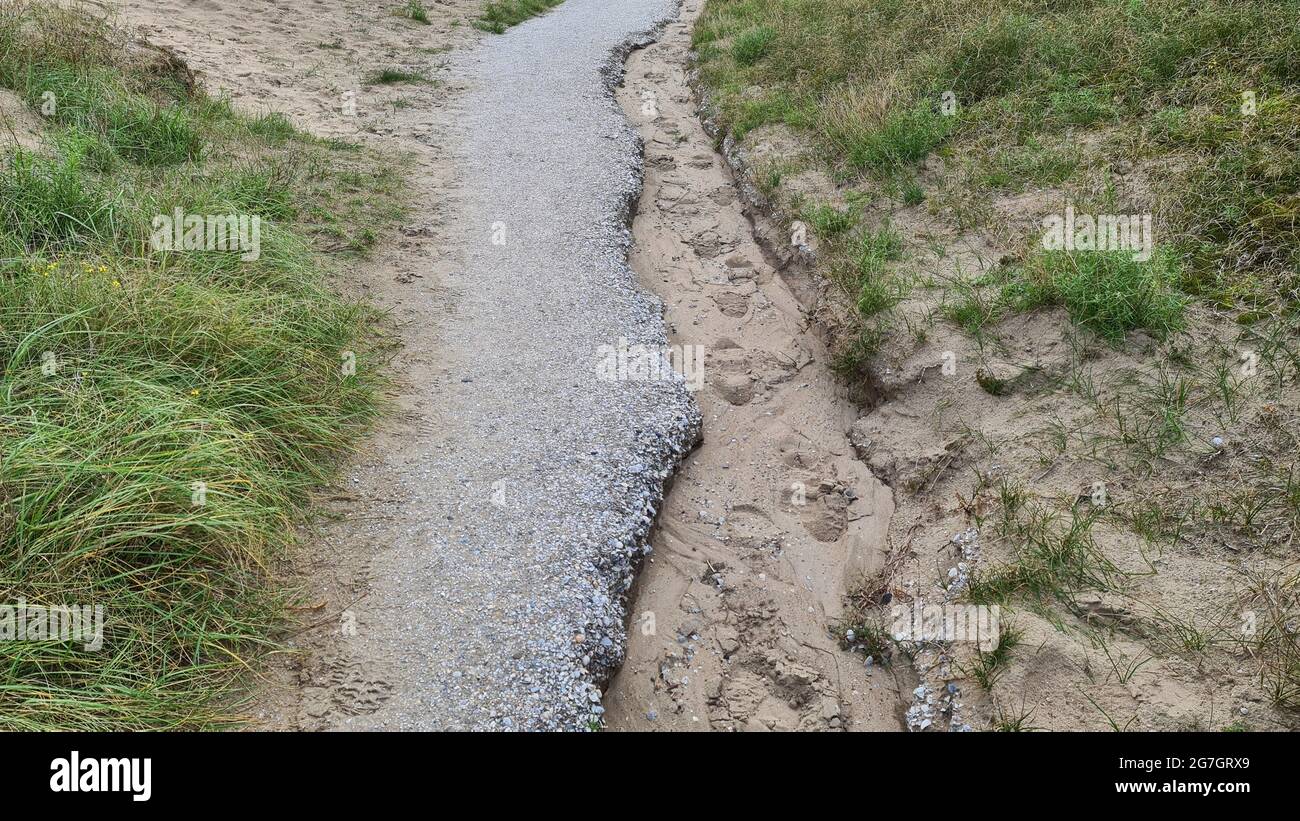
left=339, top=0, right=697, bottom=731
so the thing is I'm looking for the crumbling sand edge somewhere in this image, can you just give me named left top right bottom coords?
left=582, top=0, right=706, bottom=699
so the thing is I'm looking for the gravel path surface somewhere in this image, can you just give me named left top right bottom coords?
left=340, top=0, right=698, bottom=731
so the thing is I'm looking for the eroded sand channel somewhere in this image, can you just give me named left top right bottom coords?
left=606, top=1, right=903, bottom=731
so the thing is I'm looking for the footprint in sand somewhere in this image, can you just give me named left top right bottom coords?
left=709, top=187, right=738, bottom=206
left=711, top=290, right=750, bottom=318
left=723, top=504, right=782, bottom=552
left=714, top=373, right=755, bottom=406
left=710, top=348, right=756, bottom=405
left=722, top=253, right=755, bottom=280
left=800, top=491, right=849, bottom=542
left=685, top=229, right=734, bottom=258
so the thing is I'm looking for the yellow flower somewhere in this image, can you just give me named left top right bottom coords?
left=189, top=389, right=201, bottom=397
left=111, top=279, right=121, bottom=289
left=99, top=266, right=108, bottom=273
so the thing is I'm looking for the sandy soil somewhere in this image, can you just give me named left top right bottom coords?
left=706, top=53, right=1300, bottom=733
left=0, top=86, right=44, bottom=149
left=605, top=1, right=905, bottom=731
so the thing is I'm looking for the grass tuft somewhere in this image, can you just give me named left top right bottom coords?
left=1002, top=250, right=1188, bottom=342
left=732, top=25, right=776, bottom=67
left=404, top=0, right=431, bottom=25
left=365, top=68, right=430, bottom=86
left=962, top=620, right=1023, bottom=691
left=474, top=0, right=564, bottom=34
left=969, top=503, right=1122, bottom=607
left=0, top=0, right=405, bottom=729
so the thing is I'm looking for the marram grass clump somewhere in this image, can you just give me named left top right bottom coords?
left=0, top=0, right=401, bottom=729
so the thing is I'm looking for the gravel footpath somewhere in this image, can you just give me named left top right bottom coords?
left=341, top=0, right=697, bottom=731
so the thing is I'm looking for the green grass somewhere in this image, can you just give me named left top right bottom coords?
left=474, top=0, right=564, bottom=34
left=733, top=25, right=776, bottom=67
left=0, top=1, right=405, bottom=729
left=365, top=68, right=430, bottom=86
left=694, top=0, right=1300, bottom=310
left=1002, top=250, right=1188, bottom=342
left=833, top=615, right=894, bottom=667
left=976, top=139, right=1079, bottom=189
left=1, top=62, right=202, bottom=167
left=404, top=0, right=431, bottom=24
left=962, top=620, right=1023, bottom=691
left=968, top=504, right=1122, bottom=607
left=851, top=225, right=906, bottom=317
left=991, top=697, right=1041, bottom=731
left=901, top=177, right=925, bottom=205
left=835, top=100, right=954, bottom=171
left=943, top=280, right=1001, bottom=339
left=248, top=112, right=297, bottom=144
left=801, top=202, right=855, bottom=237
left=0, top=145, right=121, bottom=250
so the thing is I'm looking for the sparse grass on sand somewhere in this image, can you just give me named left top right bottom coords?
left=403, top=0, right=431, bottom=25
left=0, top=0, right=405, bottom=729
left=694, top=0, right=1300, bottom=325
left=693, top=0, right=1300, bottom=723
left=366, top=68, right=431, bottom=86
left=474, top=0, right=564, bottom=34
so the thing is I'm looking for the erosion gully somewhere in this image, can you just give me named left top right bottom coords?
left=606, top=1, right=903, bottom=731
